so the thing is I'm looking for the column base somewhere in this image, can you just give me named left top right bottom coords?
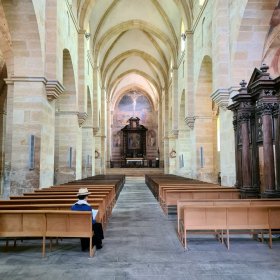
left=261, top=189, right=280, bottom=198
left=240, top=188, right=260, bottom=199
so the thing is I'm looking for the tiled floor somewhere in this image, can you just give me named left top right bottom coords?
left=1, top=180, right=280, bottom=280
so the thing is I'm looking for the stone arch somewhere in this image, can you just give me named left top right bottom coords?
left=2, top=0, right=44, bottom=76
left=195, top=55, right=213, bottom=116
left=102, top=49, right=167, bottom=87
left=173, top=0, right=192, bottom=31
left=0, top=3, right=13, bottom=76
left=94, top=20, right=177, bottom=66
left=262, top=4, right=280, bottom=77
left=109, top=69, right=161, bottom=100
left=54, top=49, right=79, bottom=185
left=193, top=55, right=217, bottom=183
left=79, top=0, right=100, bottom=30
left=112, top=84, right=156, bottom=113
left=231, top=0, right=278, bottom=84
left=61, top=49, right=77, bottom=111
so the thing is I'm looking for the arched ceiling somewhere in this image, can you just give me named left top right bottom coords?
left=78, top=0, right=192, bottom=103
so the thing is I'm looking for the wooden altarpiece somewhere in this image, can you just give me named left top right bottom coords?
left=228, top=64, right=280, bottom=198
left=121, top=117, right=148, bottom=158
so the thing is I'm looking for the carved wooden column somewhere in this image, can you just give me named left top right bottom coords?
left=250, top=115, right=260, bottom=189
left=261, top=103, right=279, bottom=197
left=232, top=114, right=240, bottom=189
left=238, top=113, right=252, bottom=190
left=273, top=104, right=280, bottom=192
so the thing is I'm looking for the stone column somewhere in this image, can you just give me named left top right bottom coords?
left=4, top=76, right=56, bottom=197
left=163, top=136, right=169, bottom=174
left=106, top=100, right=111, bottom=164
left=3, top=80, right=13, bottom=199
left=171, top=129, right=179, bottom=174
left=261, top=103, right=279, bottom=197
left=82, top=126, right=93, bottom=178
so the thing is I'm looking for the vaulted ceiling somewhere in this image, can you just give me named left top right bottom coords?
left=77, top=0, right=193, bottom=110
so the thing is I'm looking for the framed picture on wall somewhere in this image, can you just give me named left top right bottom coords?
left=128, top=132, right=141, bottom=149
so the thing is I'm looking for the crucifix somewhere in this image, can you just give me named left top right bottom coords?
left=128, top=91, right=141, bottom=116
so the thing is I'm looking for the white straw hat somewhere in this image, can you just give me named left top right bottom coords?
left=77, top=188, right=91, bottom=196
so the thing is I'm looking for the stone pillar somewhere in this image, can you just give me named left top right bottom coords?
left=172, top=67, right=179, bottom=132
left=163, top=136, right=169, bottom=174
left=55, top=110, right=80, bottom=185
left=82, top=126, right=93, bottom=178
left=4, top=76, right=56, bottom=197
left=3, top=80, right=13, bottom=199
left=106, top=100, right=111, bottom=164
left=171, top=130, right=179, bottom=174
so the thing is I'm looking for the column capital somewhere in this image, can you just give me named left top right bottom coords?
left=184, top=117, right=194, bottom=130
left=171, top=129, right=179, bottom=139
left=46, top=79, right=65, bottom=102
left=210, top=85, right=240, bottom=110
left=257, top=102, right=278, bottom=116
left=93, top=127, right=100, bottom=136
left=5, top=76, right=65, bottom=103
left=78, top=112, right=88, bottom=127
left=238, top=112, right=251, bottom=123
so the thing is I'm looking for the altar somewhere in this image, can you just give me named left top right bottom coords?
left=126, top=158, right=143, bottom=163
left=121, top=117, right=148, bottom=159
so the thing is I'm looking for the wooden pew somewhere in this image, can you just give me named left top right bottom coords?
left=159, top=185, right=235, bottom=209
left=163, top=189, right=240, bottom=216
left=0, top=210, right=95, bottom=258
left=182, top=204, right=280, bottom=250
left=177, top=198, right=280, bottom=236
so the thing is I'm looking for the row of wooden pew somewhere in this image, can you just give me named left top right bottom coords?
left=145, top=174, right=280, bottom=250
left=0, top=175, right=125, bottom=258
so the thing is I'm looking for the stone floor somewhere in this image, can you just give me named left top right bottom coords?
left=1, top=180, right=280, bottom=280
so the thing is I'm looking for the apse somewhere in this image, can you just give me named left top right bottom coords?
left=111, top=90, right=158, bottom=163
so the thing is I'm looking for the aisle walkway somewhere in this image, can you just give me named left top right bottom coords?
left=1, top=180, right=280, bottom=279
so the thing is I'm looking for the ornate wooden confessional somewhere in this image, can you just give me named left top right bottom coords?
left=228, top=64, right=280, bottom=199
left=121, top=117, right=148, bottom=159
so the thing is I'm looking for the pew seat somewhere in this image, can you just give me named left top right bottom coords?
left=0, top=210, right=95, bottom=258
left=181, top=205, right=280, bottom=250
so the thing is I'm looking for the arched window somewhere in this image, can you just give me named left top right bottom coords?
left=202, top=17, right=205, bottom=47
left=67, top=12, right=70, bottom=36
left=86, top=23, right=90, bottom=50
left=180, top=21, right=185, bottom=53
left=199, top=0, right=205, bottom=6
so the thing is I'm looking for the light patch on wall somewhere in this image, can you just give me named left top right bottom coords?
left=217, top=116, right=220, bottom=152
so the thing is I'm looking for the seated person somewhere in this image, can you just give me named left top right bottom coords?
left=71, top=188, right=104, bottom=250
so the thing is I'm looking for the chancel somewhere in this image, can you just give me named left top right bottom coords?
left=1, top=0, right=280, bottom=278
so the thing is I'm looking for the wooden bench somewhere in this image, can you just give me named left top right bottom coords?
left=163, top=189, right=240, bottom=216
left=177, top=199, right=280, bottom=238
left=159, top=186, right=236, bottom=209
left=182, top=204, right=280, bottom=250
left=0, top=210, right=96, bottom=258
